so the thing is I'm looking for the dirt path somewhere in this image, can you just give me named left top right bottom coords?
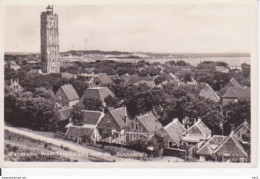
left=4, top=126, right=134, bottom=162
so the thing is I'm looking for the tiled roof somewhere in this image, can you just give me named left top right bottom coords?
left=233, top=121, right=250, bottom=135
left=230, top=78, right=242, bottom=88
left=96, top=74, right=113, bottom=84
left=222, top=87, right=250, bottom=98
left=56, top=107, right=73, bottom=121
left=183, top=119, right=211, bottom=142
left=164, top=118, right=186, bottom=146
left=65, top=126, right=94, bottom=138
left=125, top=74, right=141, bottom=85
left=137, top=112, right=163, bottom=133
left=199, top=84, right=220, bottom=103
left=80, top=87, right=115, bottom=103
left=61, top=72, right=74, bottom=79
left=60, top=84, right=79, bottom=101
left=214, top=132, right=247, bottom=157
left=81, top=110, right=103, bottom=125
left=109, top=107, right=128, bottom=129
left=197, top=135, right=227, bottom=156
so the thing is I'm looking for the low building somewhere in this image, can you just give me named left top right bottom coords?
left=80, top=87, right=115, bottom=105
left=221, top=87, right=250, bottom=106
left=220, top=77, right=242, bottom=95
left=199, top=83, right=220, bottom=103
left=196, top=135, right=227, bottom=161
left=214, top=132, right=248, bottom=162
left=65, top=110, right=104, bottom=144
left=163, top=118, right=186, bottom=148
left=182, top=118, right=211, bottom=145
left=125, top=112, right=163, bottom=144
left=97, top=107, right=130, bottom=144
left=233, top=120, right=250, bottom=144
left=55, top=84, right=80, bottom=107
left=91, top=74, right=113, bottom=87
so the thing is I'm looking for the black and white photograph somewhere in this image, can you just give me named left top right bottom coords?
left=0, top=0, right=257, bottom=168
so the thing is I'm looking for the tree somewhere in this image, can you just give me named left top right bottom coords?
left=154, top=75, right=167, bottom=85
left=71, top=103, right=84, bottom=125
left=223, top=99, right=250, bottom=135
left=241, top=63, right=250, bottom=78
left=69, top=79, right=89, bottom=97
left=104, top=95, right=121, bottom=109
left=83, top=97, right=104, bottom=111
left=176, top=60, right=187, bottom=66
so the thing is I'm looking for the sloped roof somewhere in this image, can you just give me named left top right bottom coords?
left=183, top=119, right=211, bottom=142
left=82, top=110, right=103, bottom=125
left=187, top=119, right=211, bottom=137
left=59, top=84, right=79, bottom=101
left=96, top=74, right=113, bottom=84
left=65, top=126, right=94, bottom=138
left=61, top=72, right=74, bottom=79
left=56, top=107, right=73, bottom=121
left=222, top=87, right=250, bottom=98
left=214, top=132, right=247, bottom=157
left=229, top=78, right=242, bottom=88
left=125, top=74, right=141, bottom=85
left=164, top=118, right=186, bottom=146
left=109, top=107, right=128, bottom=129
left=80, top=87, right=115, bottom=103
left=197, top=135, right=227, bottom=156
left=199, top=84, right=220, bottom=102
left=137, top=113, right=163, bottom=133
left=234, top=121, right=250, bottom=135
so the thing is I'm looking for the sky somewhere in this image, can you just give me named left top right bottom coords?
left=5, top=4, right=251, bottom=53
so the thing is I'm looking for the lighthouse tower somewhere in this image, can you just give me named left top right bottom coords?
left=40, top=5, right=60, bottom=73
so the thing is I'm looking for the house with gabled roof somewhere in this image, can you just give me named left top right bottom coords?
left=92, top=74, right=113, bottom=87
left=221, top=87, right=250, bottom=106
left=97, top=107, right=130, bottom=144
left=199, top=83, right=220, bottom=103
left=196, top=135, right=227, bottom=161
left=214, top=132, right=248, bottom=162
left=125, top=112, right=163, bottom=144
left=65, top=110, right=104, bottom=144
left=80, top=87, right=115, bottom=105
left=182, top=118, right=211, bottom=144
left=163, top=118, right=186, bottom=148
left=220, top=77, right=242, bottom=95
left=233, top=120, right=250, bottom=144
left=55, top=84, right=79, bottom=107
left=121, top=74, right=141, bottom=86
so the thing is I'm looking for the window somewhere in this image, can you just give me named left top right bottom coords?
left=107, top=120, right=111, bottom=125
left=134, top=123, right=139, bottom=130
left=169, top=142, right=173, bottom=148
left=95, top=81, right=99, bottom=86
